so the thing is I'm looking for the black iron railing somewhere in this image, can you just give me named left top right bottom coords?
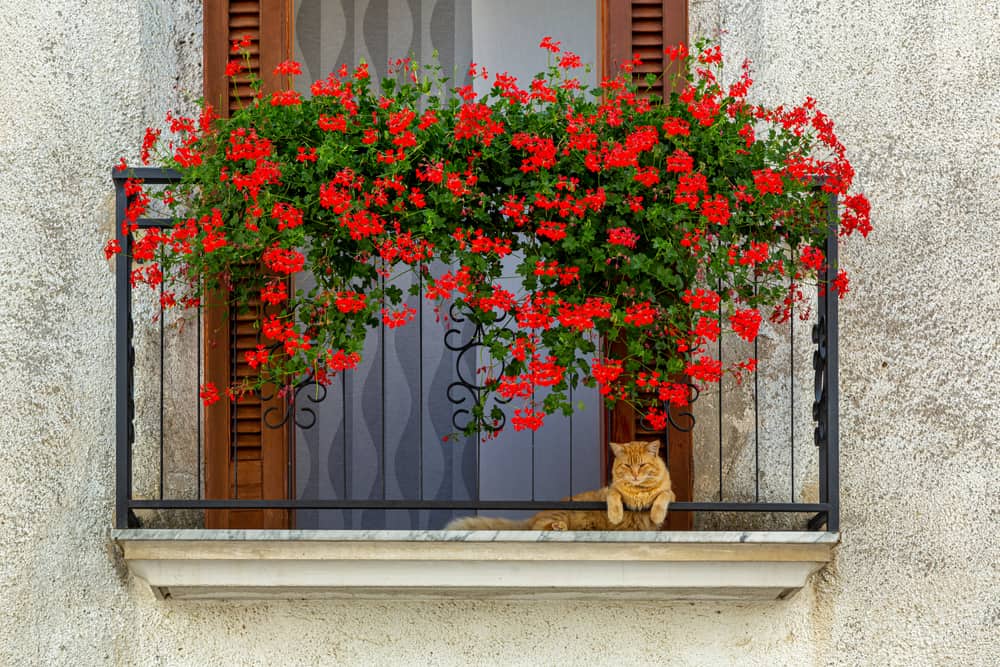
left=113, top=168, right=839, bottom=532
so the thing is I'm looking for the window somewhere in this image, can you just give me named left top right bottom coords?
left=198, top=0, right=691, bottom=530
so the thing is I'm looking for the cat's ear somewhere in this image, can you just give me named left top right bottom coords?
left=643, top=440, right=662, bottom=456
left=609, top=441, right=625, bottom=458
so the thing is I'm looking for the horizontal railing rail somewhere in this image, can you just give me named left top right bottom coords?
left=114, top=168, right=839, bottom=532
left=126, top=499, right=834, bottom=512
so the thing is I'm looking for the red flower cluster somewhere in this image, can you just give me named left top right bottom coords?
left=730, top=308, right=763, bottom=342
left=512, top=408, right=545, bottom=432
left=263, top=245, right=305, bottom=274
left=199, top=382, right=220, bottom=406
left=686, top=355, right=723, bottom=383
left=327, top=349, right=361, bottom=372
left=683, top=288, right=721, bottom=312
left=261, top=281, right=288, bottom=305
left=335, top=291, right=367, bottom=314
left=113, top=38, right=869, bottom=435
left=558, top=298, right=612, bottom=331
left=245, top=345, right=270, bottom=369
left=624, top=302, right=658, bottom=327
left=271, top=202, right=303, bottom=231
left=753, top=168, right=784, bottom=195
left=382, top=305, right=417, bottom=329
left=607, top=226, right=639, bottom=249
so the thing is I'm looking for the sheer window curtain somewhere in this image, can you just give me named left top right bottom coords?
left=292, top=0, right=600, bottom=530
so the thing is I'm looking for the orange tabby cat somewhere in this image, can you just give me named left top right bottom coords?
left=446, top=440, right=674, bottom=530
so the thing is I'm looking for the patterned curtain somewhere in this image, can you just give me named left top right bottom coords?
left=292, top=0, right=601, bottom=530
left=294, top=0, right=474, bottom=90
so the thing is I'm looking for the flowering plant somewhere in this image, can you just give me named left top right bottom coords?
left=109, top=36, right=870, bottom=436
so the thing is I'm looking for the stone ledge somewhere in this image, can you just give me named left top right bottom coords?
left=113, top=529, right=838, bottom=601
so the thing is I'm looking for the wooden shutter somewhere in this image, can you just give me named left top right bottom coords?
left=602, top=0, right=687, bottom=98
left=203, top=0, right=294, bottom=529
left=602, top=0, right=693, bottom=530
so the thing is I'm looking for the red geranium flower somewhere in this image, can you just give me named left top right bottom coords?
left=274, top=60, right=302, bottom=76
left=730, top=308, right=762, bottom=342
left=752, top=168, right=784, bottom=195
left=685, top=355, right=723, bottom=383
left=104, top=239, right=122, bottom=259
left=199, top=382, right=221, bottom=406
left=512, top=408, right=546, bottom=431
left=607, top=226, right=639, bottom=249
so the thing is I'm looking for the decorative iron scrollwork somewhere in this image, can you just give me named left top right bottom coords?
left=444, top=301, right=511, bottom=433
left=262, top=373, right=328, bottom=430
left=668, top=382, right=700, bottom=432
left=812, top=316, right=828, bottom=448
left=636, top=381, right=700, bottom=433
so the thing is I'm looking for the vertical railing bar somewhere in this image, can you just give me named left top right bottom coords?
left=753, top=275, right=760, bottom=503
left=476, top=331, right=482, bottom=510
left=790, top=288, right=795, bottom=503
left=568, top=383, right=573, bottom=497
left=816, top=237, right=829, bottom=520
left=815, top=286, right=828, bottom=510
left=342, top=369, right=348, bottom=528
left=287, top=350, right=294, bottom=507
left=663, top=420, right=670, bottom=467
left=717, top=278, right=723, bottom=502
left=530, top=384, right=535, bottom=503
left=114, top=178, right=133, bottom=529
left=286, top=277, right=295, bottom=507
left=475, top=357, right=481, bottom=516
left=159, top=278, right=165, bottom=501
left=475, top=429, right=481, bottom=515
left=604, top=401, right=611, bottom=484
left=380, top=273, right=386, bottom=503
left=197, top=305, right=202, bottom=500
left=230, top=298, right=238, bottom=500
left=826, top=194, right=840, bottom=532
left=342, top=371, right=348, bottom=500
left=418, top=263, right=423, bottom=505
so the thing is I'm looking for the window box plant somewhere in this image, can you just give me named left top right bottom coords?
left=108, top=36, right=870, bottom=438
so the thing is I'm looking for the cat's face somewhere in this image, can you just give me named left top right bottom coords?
left=610, top=440, right=665, bottom=486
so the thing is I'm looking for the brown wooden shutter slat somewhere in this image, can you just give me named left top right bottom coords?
left=203, top=0, right=293, bottom=530
left=236, top=403, right=262, bottom=419
left=632, top=6, right=663, bottom=18
left=228, top=83, right=257, bottom=100
left=229, top=16, right=259, bottom=30
left=632, top=19, right=663, bottom=32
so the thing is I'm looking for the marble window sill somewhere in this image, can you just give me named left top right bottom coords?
left=113, top=529, right=838, bottom=601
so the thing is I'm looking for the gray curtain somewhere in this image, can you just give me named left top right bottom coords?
left=292, top=0, right=601, bottom=530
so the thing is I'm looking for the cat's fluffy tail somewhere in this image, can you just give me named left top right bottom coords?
left=445, top=516, right=533, bottom=530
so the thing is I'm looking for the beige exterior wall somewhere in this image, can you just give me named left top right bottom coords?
left=0, top=0, right=997, bottom=664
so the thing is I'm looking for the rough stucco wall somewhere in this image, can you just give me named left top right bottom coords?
left=1, top=1, right=998, bottom=666
left=688, top=2, right=1000, bottom=664
left=690, top=292, right=820, bottom=531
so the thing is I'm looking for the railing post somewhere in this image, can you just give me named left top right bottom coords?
left=812, top=193, right=840, bottom=532
left=114, top=175, right=134, bottom=529
left=824, top=194, right=840, bottom=532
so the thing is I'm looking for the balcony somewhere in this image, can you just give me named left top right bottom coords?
left=111, top=169, right=840, bottom=600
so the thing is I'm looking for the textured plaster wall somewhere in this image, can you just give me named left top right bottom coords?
left=1, top=1, right=998, bottom=665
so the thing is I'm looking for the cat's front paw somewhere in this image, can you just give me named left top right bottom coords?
left=607, top=504, right=624, bottom=525
left=549, top=519, right=568, bottom=531
left=650, top=504, right=667, bottom=525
